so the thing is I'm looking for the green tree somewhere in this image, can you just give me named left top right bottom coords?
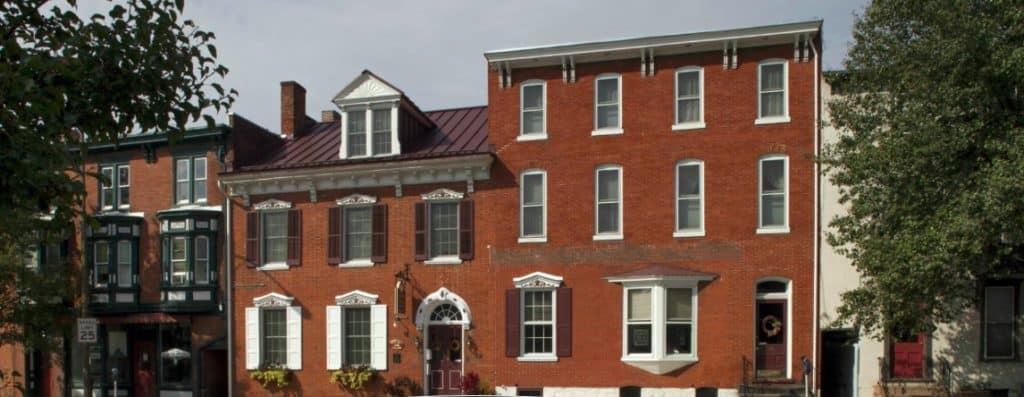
left=0, top=0, right=235, bottom=391
left=823, top=0, right=1024, bottom=339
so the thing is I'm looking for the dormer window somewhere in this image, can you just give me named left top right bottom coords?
left=345, top=107, right=395, bottom=158
left=335, top=71, right=435, bottom=160
left=346, top=109, right=367, bottom=156
left=372, top=108, right=392, bottom=155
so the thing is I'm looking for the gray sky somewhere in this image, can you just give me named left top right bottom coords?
left=176, top=0, right=868, bottom=130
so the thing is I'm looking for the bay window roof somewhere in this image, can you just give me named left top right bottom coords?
left=605, top=264, right=719, bottom=283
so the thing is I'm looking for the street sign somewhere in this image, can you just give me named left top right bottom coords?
left=78, top=318, right=98, bottom=343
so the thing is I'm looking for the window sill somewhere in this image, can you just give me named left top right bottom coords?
left=621, top=355, right=698, bottom=374
left=517, top=133, right=548, bottom=142
left=518, top=236, right=547, bottom=244
left=673, top=230, right=705, bottom=238
left=671, top=122, right=706, bottom=131
left=754, top=116, right=791, bottom=125
left=756, top=226, right=790, bottom=235
left=591, top=128, right=624, bottom=136
left=424, top=256, right=463, bottom=265
left=593, top=233, right=623, bottom=241
left=257, top=263, right=290, bottom=271
left=517, top=355, right=558, bottom=362
left=340, top=259, right=374, bottom=268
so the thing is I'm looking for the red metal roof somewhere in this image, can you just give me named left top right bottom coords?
left=236, top=106, right=489, bottom=173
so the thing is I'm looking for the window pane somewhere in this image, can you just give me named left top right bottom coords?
left=524, top=324, right=553, bottom=354
left=262, top=309, right=287, bottom=366
left=761, top=64, right=784, bottom=90
left=193, top=158, right=207, bottom=179
left=344, top=308, right=371, bottom=365
left=347, top=110, right=366, bottom=156
left=985, top=287, right=1014, bottom=323
left=194, top=158, right=207, bottom=202
left=523, top=174, right=543, bottom=205
left=372, top=109, right=392, bottom=155
left=761, top=195, right=785, bottom=227
left=985, top=324, right=1013, bottom=358
left=160, top=325, right=191, bottom=385
left=677, top=99, right=700, bottom=123
left=101, top=167, right=114, bottom=208
left=522, top=110, right=544, bottom=134
left=677, top=71, right=699, bottom=97
left=761, top=92, right=785, bottom=117
left=667, top=288, right=692, bottom=321
left=263, top=212, right=288, bottom=264
left=666, top=323, right=692, bottom=355
left=596, top=105, right=619, bottom=128
left=117, top=241, right=132, bottom=287
left=677, top=165, right=699, bottom=196
left=118, top=166, right=130, bottom=206
left=94, top=242, right=109, bottom=286
left=524, top=290, right=552, bottom=322
left=597, top=78, right=618, bottom=104
left=171, top=237, right=188, bottom=286
left=523, top=85, right=543, bottom=109
left=627, top=324, right=652, bottom=354
left=597, top=169, right=619, bottom=201
left=761, top=160, right=785, bottom=193
left=628, top=289, right=651, bottom=321
left=429, top=203, right=459, bottom=257
left=195, top=237, right=209, bottom=284
left=597, top=203, right=619, bottom=233
left=344, top=207, right=372, bottom=261
left=678, top=199, right=701, bottom=230
left=523, top=207, right=543, bottom=236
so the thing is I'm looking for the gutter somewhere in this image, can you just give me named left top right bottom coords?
left=224, top=182, right=234, bottom=397
left=811, top=30, right=822, bottom=395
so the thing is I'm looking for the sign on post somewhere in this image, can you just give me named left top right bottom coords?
left=78, top=318, right=98, bottom=343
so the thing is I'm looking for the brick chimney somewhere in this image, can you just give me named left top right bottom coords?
left=321, top=110, right=340, bottom=123
left=280, top=81, right=307, bottom=137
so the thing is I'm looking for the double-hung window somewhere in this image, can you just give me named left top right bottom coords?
left=246, top=199, right=301, bottom=270
left=262, top=211, right=288, bottom=266
left=416, top=189, right=474, bottom=264
left=346, top=109, right=367, bottom=157
left=195, top=236, right=210, bottom=285
left=344, top=207, right=371, bottom=263
left=520, top=170, right=546, bottom=242
left=246, top=293, right=302, bottom=370
left=983, top=284, right=1019, bottom=360
left=328, top=195, right=386, bottom=267
left=94, top=241, right=110, bottom=288
left=757, top=60, right=789, bottom=124
left=594, top=165, right=623, bottom=240
left=116, top=241, right=132, bottom=288
left=175, top=157, right=208, bottom=205
left=675, top=161, right=704, bottom=237
left=372, top=108, right=392, bottom=155
left=430, top=203, right=459, bottom=258
left=261, top=308, right=288, bottom=366
left=522, top=290, right=554, bottom=356
left=345, top=106, right=397, bottom=158
left=509, top=272, right=570, bottom=361
left=758, top=156, right=789, bottom=233
left=326, top=291, right=388, bottom=370
left=170, top=237, right=188, bottom=286
left=344, top=307, right=371, bottom=365
left=520, top=81, right=546, bottom=140
left=674, top=67, right=704, bottom=130
left=593, top=74, right=622, bottom=135
left=99, top=164, right=130, bottom=210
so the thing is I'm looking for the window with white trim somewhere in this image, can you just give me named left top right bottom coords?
left=99, top=164, right=130, bottom=210
left=520, top=81, right=546, bottom=139
left=758, top=156, right=788, bottom=232
left=675, top=160, right=704, bottom=236
left=326, top=291, right=388, bottom=370
left=983, top=284, right=1018, bottom=359
left=593, top=74, right=622, bottom=134
left=594, top=165, right=622, bottom=239
left=175, top=157, right=207, bottom=204
left=674, top=67, right=704, bottom=129
left=116, top=240, right=132, bottom=288
left=347, top=109, right=367, bottom=157
left=245, top=293, right=302, bottom=370
left=94, top=241, right=109, bottom=288
left=430, top=202, right=459, bottom=257
left=522, top=290, right=554, bottom=355
left=510, top=271, right=568, bottom=361
left=195, top=236, right=210, bottom=285
left=372, top=108, right=392, bottom=155
left=262, top=211, right=288, bottom=266
left=520, top=170, right=546, bottom=242
left=757, top=60, right=788, bottom=123
left=261, top=308, right=287, bottom=366
left=617, top=282, right=698, bottom=373
left=345, top=106, right=397, bottom=158
left=169, top=237, right=188, bottom=286
left=344, top=206, right=372, bottom=262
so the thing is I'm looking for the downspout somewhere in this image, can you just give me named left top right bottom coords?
left=811, top=32, right=821, bottom=396
left=224, top=181, right=234, bottom=397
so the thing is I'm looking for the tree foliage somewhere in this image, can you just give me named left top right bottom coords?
left=823, top=0, right=1024, bottom=338
left=0, top=0, right=235, bottom=348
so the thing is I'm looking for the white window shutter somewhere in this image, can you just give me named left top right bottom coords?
left=286, top=305, right=302, bottom=370
left=245, top=307, right=260, bottom=370
left=370, top=304, right=388, bottom=370
left=326, top=306, right=342, bottom=370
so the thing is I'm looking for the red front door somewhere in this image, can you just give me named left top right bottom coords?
left=890, top=332, right=925, bottom=378
left=756, top=300, right=787, bottom=378
left=132, top=340, right=157, bottom=397
left=428, top=325, right=463, bottom=395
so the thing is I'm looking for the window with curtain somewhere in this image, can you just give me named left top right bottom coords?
left=596, top=166, right=622, bottom=236
left=345, top=207, right=372, bottom=261
left=521, top=82, right=545, bottom=136
left=429, top=202, right=459, bottom=257
left=676, top=162, right=702, bottom=233
left=372, top=109, right=392, bottom=155
left=627, top=289, right=652, bottom=354
left=759, top=62, right=786, bottom=118
left=262, top=212, right=288, bottom=265
left=521, top=171, right=545, bottom=238
left=595, top=75, right=620, bottom=129
left=759, top=157, right=787, bottom=228
left=676, top=69, right=701, bottom=124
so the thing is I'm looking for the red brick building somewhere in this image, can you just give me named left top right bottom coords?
left=223, top=21, right=822, bottom=396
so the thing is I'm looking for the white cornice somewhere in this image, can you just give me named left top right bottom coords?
left=421, top=188, right=464, bottom=201
left=252, top=198, right=292, bottom=211
left=253, top=292, right=294, bottom=308
left=336, top=194, right=377, bottom=206
left=335, top=290, right=379, bottom=306
left=513, top=272, right=564, bottom=289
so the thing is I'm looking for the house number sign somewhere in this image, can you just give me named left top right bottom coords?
left=632, top=327, right=650, bottom=346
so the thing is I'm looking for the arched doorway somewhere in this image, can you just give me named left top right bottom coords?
left=415, top=288, right=471, bottom=396
left=755, top=278, right=791, bottom=379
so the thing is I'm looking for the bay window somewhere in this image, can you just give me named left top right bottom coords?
left=158, top=210, right=219, bottom=306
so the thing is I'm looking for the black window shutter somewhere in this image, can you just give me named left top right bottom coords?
left=245, top=212, right=259, bottom=267
left=371, top=204, right=387, bottom=263
left=506, top=288, right=520, bottom=357
left=557, top=287, right=573, bottom=357
left=414, top=202, right=427, bottom=261
left=287, top=209, right=301, bottom=266
left=458, top=200, right=474, bottom=260
left=161, top=238, right=170, bottom=283
left=327, top=207, right=341, bottom=265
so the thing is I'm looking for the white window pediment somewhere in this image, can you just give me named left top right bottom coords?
left=334, top=74, right=401, bottom=103
left=514, top=272, right=563, bottom=289
left=253, top=198, right=292, bottom=211
left=252, top=292, right=294, bottom=307
left=335, top=290, right=379, bottom=306
left=421, top=188, right=464, bottom=201
left=336, top=194, right=377, bottom=206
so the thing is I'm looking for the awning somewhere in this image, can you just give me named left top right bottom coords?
left=604, top=264, right=719, bottom=283
left=97, top=313, right=186, bottom=325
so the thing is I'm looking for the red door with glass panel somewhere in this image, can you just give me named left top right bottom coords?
left=756, top=300, right=787, bottom=378
left=890, top=332, right=925, bottom=378
left=428, top=325, right=462, bottom=395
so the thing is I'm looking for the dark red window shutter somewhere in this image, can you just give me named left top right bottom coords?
left=371, top=204, right=387, bottom=263
left=245, top=212, right=259, bottom=267
left=286, top=209, right=302, bottom=266
left=414, top=202, right=427, bottom=261
left=458, top=200, right=474, bottom=261
left=505, top=288, right=520, bottom=357
left=557, top=287, right=573, bottom=357
left=327, top=207, right=341, bottom=265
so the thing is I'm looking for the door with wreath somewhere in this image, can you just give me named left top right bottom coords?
left=427, top=324, right=463, bottom=395
left=755, top=300, right=787, bottom=379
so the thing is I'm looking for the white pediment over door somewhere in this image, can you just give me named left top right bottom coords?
left=333, top=73, right=401, bottom=103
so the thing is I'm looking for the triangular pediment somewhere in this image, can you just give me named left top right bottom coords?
left=513, top=271, right=564, bottom=288
left=333, top=71, right=402, bottom=104
left=334, top=290, right=379, bottom=306
left=253, top=292, right=294, bottom=307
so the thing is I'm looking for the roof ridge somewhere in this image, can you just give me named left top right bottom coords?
left=424, top=104, right=487, bottom=113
